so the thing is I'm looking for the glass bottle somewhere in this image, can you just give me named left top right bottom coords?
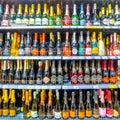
left=78, top=91, right=85, bottom=119
left=64, top=61, right=69, bottom=83
left=36, top=61, right=43, bottom=84
left=51, top=60, right=57, bottom=84
left=31, top=91, right=38, bottom=118
left=21, top=89, right=25, bottom=112
left=43, top=60, right=50, bottom=84
left=86, top=4, right=92, bottom=26
left=16, top=4, right=22, bottom=24
left=78, top=31, right=84, bottom=56
left=62, top=91, right=69, bottom=119
left=106, top=36, right=110, bottom=56
left=29, top=4, right=35, bottom=25
left=35, top=4, right=41, bottom=26
left=0, top=33, right=3, bottom=56
left=86, top=91, right=92, bottom=118
left=109, top=34, right=113, bottom=56
left=116, top=60, right=120, bottom=84
left=101, top=7, right=108, bottom=25
left=23, top=4, right=29, bottom=25
left=10, top=5, right=16, bottom=26
left=55, top=4, right=62, bottom=26
left=79, top=3, right=86, bottom=26
left=0, top=4, right=3, bottom=26
left=72, top=4, right=79, bottom=26
left=55, top=90, right=61, bottom=119
left=49, top=6, right=55, bottom=26
left=2, top=4, right=9, bottom=26
left=70, top=92, right=76, bottom=118
left=0, top=90, right=2, bottom=116
left=99, top=89, right=106, bottom=117
left=42, top=3, right=48, bottom=26
left=84, top=60, right=90, bottom=84
left=84, top=31, right=92, bottom=56
left=63, top=4, right=71, bottom=26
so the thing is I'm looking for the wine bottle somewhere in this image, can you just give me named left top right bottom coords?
left=29, top=4, right=35, bottom=26
left=16, top=4, right=22, bottom=24
left=49, top=6, right=55, bottom=26
left=35, top=4, right=41, bottom=26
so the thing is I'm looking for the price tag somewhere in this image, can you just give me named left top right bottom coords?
left=45, top=26, right=54, bottom=29
left=27, top=85, right=33, bottom=89
left=3, top=85, right=8, bottom=89
left=86, top=26, right=102, bottom=29
left=93, top=85, right=99, bottom=89
left=18, top=85, right=23, bottom=89
left=42, top=86, right=48, bottom=89
left=35, top=85, right=41, bottom=89
left=62, top=85, right=68, bottom=89
left=109, top=84, right=117, bottom=89
left=73, top=85, right=79, bottom=89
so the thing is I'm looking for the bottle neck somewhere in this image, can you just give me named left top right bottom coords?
left=86, top=31, right=90, bottom=43
left=87, top=91, right=90, bottom=103
left=65, top=4, right=69, bottom=15
left=79, top=91, right=83, bottom=104
left=73, top=4, right=77, bottom=15
left=80, top=4, right=84, bottom=14
left=25, top=91, right=29, bottom=105
left=56, top=4, right=61, bottom=15
left=99, top=90, right=105, bottom=103
left=71, top=92, right=75, bottom=104
left=115, top=3, right=119, bottom=15
left=0, top=4, right=2, bottom=14
left=50, top=6, right=54, bottom=17
left=72, top=32, right=76, bottom=43
left=86, top=4, right=90, bottom=15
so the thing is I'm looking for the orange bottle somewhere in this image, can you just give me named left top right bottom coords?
left=40, top=33, right=47, bottom=56
left=63, top=32, right=71, bottom=56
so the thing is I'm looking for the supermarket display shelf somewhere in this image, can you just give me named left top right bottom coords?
left=0, top=113, right=119, bottom=120
left=0, top=84, right=62, bottom=90
left=0, top=84, right=119, bottom=90
left=0, top=26, right=120, bottom=30
left=0, top=56, right=120, bottom=60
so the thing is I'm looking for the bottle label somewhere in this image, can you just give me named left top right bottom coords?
left=32, top=49, right=39, bottom=55
left=9, top=109, right=16, bottom=116
left=71, top=74, right=77, bottom=84
left=99, top=49, right=105, bottom=56
left=36, top=77, right=42, bottom=84
left=97, top=74, right=102, bottom=83
left=31, top=111, right=38, bottom=118
left=51, top=75, right=57, bottom=84
left=113, top=49, right=119, bottom=56
left=48, top=48, right=54, bottom=55
left=85, top=48, right=92, bottom=56
left=78, top=74, right=83, bottom=83
left=56, top=17, right=62, bottom=25
left=91, top=75, right=97, bottom=84
left=57, top=48, right=61, bottom=55
left=84, top=75, right=90, bottom=83
left=114, top=21, right=120, bottom=26
left=63, top=16, right=71, bottom=26
left=57, top=75, right=63, bottom=84
left=109, top=18, right=115, bottom=25
left=22, top=18, right=29, bottom=25
left=62, top=111, right=69, bottom=119
left=16, top=18, right=22, bottom=24
left=80, top=19, right=86, bottom=26
left=54, top=111, right=61, bottom=119
left=2, top=49, right=10, bottom=56
left=2, top=109, right=9, bottom=116
left=25, top=47, right=31, bottom=56
left=93, top=20, right=100, bottom=26
left=72, top=48, right=78, bottom=55
left=29, top=18, right=35, bottom=25
left=99, top=108, right=106, bottom=117
left=35, top=18, right=41, bottom=25
left=106, top=107, right=113, bottom=117
left=78, top=47, right=84, bottom=55
left=113, top=110, right=119, bottom=117
left=78, top=111, right=85, bottom=119
left=2, top=20, right=9, bottom=26
left=72, top=17, right=79, bottom=25
left=0, top=109, right=2, bottom=115
left=102, top=18, right=109, bottom=25
left=42, top=18, right=48, bottom=25
left=18, top=49, right=25, bottom=56
left=64, top=74, right=69, bottom=83
left=49, top=18, right=55, bottom=25
left=43, top=76, right=50, bottom=84
left=86, top=21, right=92, bottom=26
left=26, top=111, right=31, bottom=118
left=86, top=110, right=92, bottom=117
left=70, top=110, right=76, bottom=118
left=93, top=108, right=99, bottom=117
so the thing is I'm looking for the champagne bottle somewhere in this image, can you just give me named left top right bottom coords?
left=29, top=4, right=35, bottom=25
left=78, top=91, right=85, bottom=119
left=0, top=33, right=3, bottom=56
left=64, top=61, right=69, bottom=83
left=21, top=89, right=25, bottom=112
left=16, top=4, right=22, bottom=24
left=35, top=4, right=41, bottom=25
left=49, top=6, right=55, bottom=26
left=0, top=4, right=3, bottom=26
left=10, top=5, right=16, bottom=26
left=0, top=90, right=2, bottom=116
left=55, top=90, right=61, bottom=119
left=116, top=60, right=120, bottom=84
left=70, top=92, right=76, bottom=118
left=56, top=32, right=61, bottom=55
left=86, top=4, right=92, bottom=26
left=23, top=4, right=29, bottom=25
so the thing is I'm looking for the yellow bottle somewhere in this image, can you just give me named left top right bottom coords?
left=23, top=4, right=29, bottom=25
left=29, top=4, right=35, bottom=25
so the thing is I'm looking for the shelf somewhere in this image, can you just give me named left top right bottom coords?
left=0, top=56, right=120, bottom=60
left=0, top=56, right=62, bottom=60
left=0, top=113, right=119, bottom=120
left=0, top=84, right=61, bottom=90
left=0, top=26, right=120, bottom=30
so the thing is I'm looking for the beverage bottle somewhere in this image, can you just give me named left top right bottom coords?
left=0, top=4, right=3, bottom=26
left=10, top=5, right=16, bottom=26
left=105, top=36, right=110, bottom=56
left=35, top=4, right=41, bottom=26
left=101, top=7, right=108, bottom=25
left=86, top=4, right=92, bottom=26
left=42, top=4, right=48, bottom=26
left=109, top=34, right=113, bottom=56
left=23, top=4, right=29, bottom=25
left=16, top=4, right=22, bottom=24
left=116, top=60, right=120, bottom=84
left=29, top=4, right=35, bottom=25
left=49, top=6, right=55, bottom=26
left=0, top=33, right=3, bottom=56
left=0, top=90, right=2, bottom=116
left=63, top=61, right=69, bottom=83
left=21, top=89, right=25, bottom=112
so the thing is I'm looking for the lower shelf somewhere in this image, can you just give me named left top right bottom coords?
left=0, top=113, right=119, bottom=120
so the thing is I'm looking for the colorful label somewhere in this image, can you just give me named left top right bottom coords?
left=99, top=108, right=106, bottom=117
left=70, top=110, right=76, bottom=118
left=35, top=18, right=41, bottom=25
left=42, top=18, right=48, bottom=25
left=62, top=111, right=69, bottom=119
left=51, top=75, right=57, bottom=84
left=106, top=107, right=113, bottom=118
left=80, top=19, right=86, bottom=26
left=31, top=111, right=38, bottom=118
left=78, top=47, right=84, bottom=56
left=54, top=111, right=61, bottom=119
left=2, top=109, right=9, bottom=116
left=84, top=75, right=90, bottom=83
left=9, top=109, right=16, bottom=116
left=63, top=16, right=71, bottom=26
left=86, top=110, right=92, bottom=117
left=78, top=74, right=83, bottom=83
left=72, top=48, right=78, bottom=55
left=72, top=17, right=79, bottom=25
left=57, top=75, right=63, bottom=84
left=113, top=110, right=119, bottom=117
left=71, top=74, right=77, bottom=84
left=78, top=111, right=85, bottom=119
left=85, top=48, right=92, bottom=56
left=56, top=17, right=62, bottom=26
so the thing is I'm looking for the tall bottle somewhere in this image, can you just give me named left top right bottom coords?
left=23, top=4, right=29, bottom=25
left=98, top=32, right=105, bottom=56
left=96, top=60, right=102, bottom=83
left=51, top=61, right=57, bottom=84
left=106, top=90, right=113, bottom=118
left=91, top=60, right=97, bottom=84
left=16, top=4, right=22, bottom=24
left=78, top=31, right=84, bottom=56
left=36, top=61, right=43, bottom=84
left=92, top=3, right=100, bottom=25
left=86, top=91, right=92, bottom=118
left=116, top=60, right=120, bottom=84
left=40, top=33, right=47, bottom=56
left=49, top=6, right=55, bottom=26
left=70, top=92, right=76, bottom=118
left=114, top=1, right=120, bottom=26
left=62, top=91, right=69, bottom=119
left=21, top=89, right=25, bottom=112
left=55, top=4, right=62, bottom=26
left=23, top=90, right=31, bottom=119
left=102, top=60, right=109, bottom=83
left=2, top=4, right=9, bottom=26
left=71, top=32, right=78, bottom=56
left=14, top=60, right=21, bottom=84
left=64, top=61, right=69, bottom=83
left=101, top=7, right=108, bottom=25
left=109, top=60, right=116, bottom=83
left=10, top=5, right=16, bottom=26
left=72, top=4, right=79, bottom=26
left=29, top=60, right=35, bottom=84
left=0, top=33, right=3, bottom=56
left=93, top=90, right=99, bottom=118
left=2, top=89, right=9, bottom=116
left=35, top=4, right=41, bottom=25
left=9, top=90, right=16, bottom=117
left=78, top=91, right=85, bottom=119
left=31, top=91, right=38, bottom=118
left=0, top=4, right=3, bottom=26
left=79, top=3, right=86, bottom=26
left=85, top=31, right=92, bottom=56
left=0, top=90, right=2, bottom=116
left=63, top=32, right=71, bottom=56
left=56, top=32, right=62, bottom=55
left=70, top=61, right=77, bottom=84
left=86, top=4, right=92, bottom=26
left=99, top=89, right=106, bottom=117
left=29, top=4, right=35, bottom=25
left=63, top=4, right=71, bottom=26
left=84, top=60, right=90, bottom=84
left=91, top=32, right=98, bottom=56
left=43, top=60, right=50, bottom=84
left=106, top=36, right=110, bottom=56
left=42, top=3, right=48, bottom=26
left=32, top=32, right=39, bottom=56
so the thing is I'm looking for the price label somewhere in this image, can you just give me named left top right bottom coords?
left=45, top=26, right=54, bottom=29
left=109, top=84, right=117, bottom=89
left=3, top=85, right=8, bottom=89
left=28, top=85, right=33, bottom=89
left=73, top=85, right=79, bottom=89
left=18, top=85, right=23, bottom=89
left=42, top=86, right=48, bottom=89
left=62, top=85, right=68, bottom=89
left=35, top=85, right=41, bottom=89
left=93, top=85, right=99, bottom=89
left=94, top=56, right=100, bottom=59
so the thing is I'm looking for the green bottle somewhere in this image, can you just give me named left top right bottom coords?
left=16, top=4, right=22, bottom=24
left=49, top=6, right=55, bottom=26
left=42, top=4, right=48, bottom=26
left=72, top=4, right=79, bottom=26
left=29, top=4, right=35, bottom=26
left=10, top=5, right=16, bottom=26
left=35, top=4, right=41, bottom=26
